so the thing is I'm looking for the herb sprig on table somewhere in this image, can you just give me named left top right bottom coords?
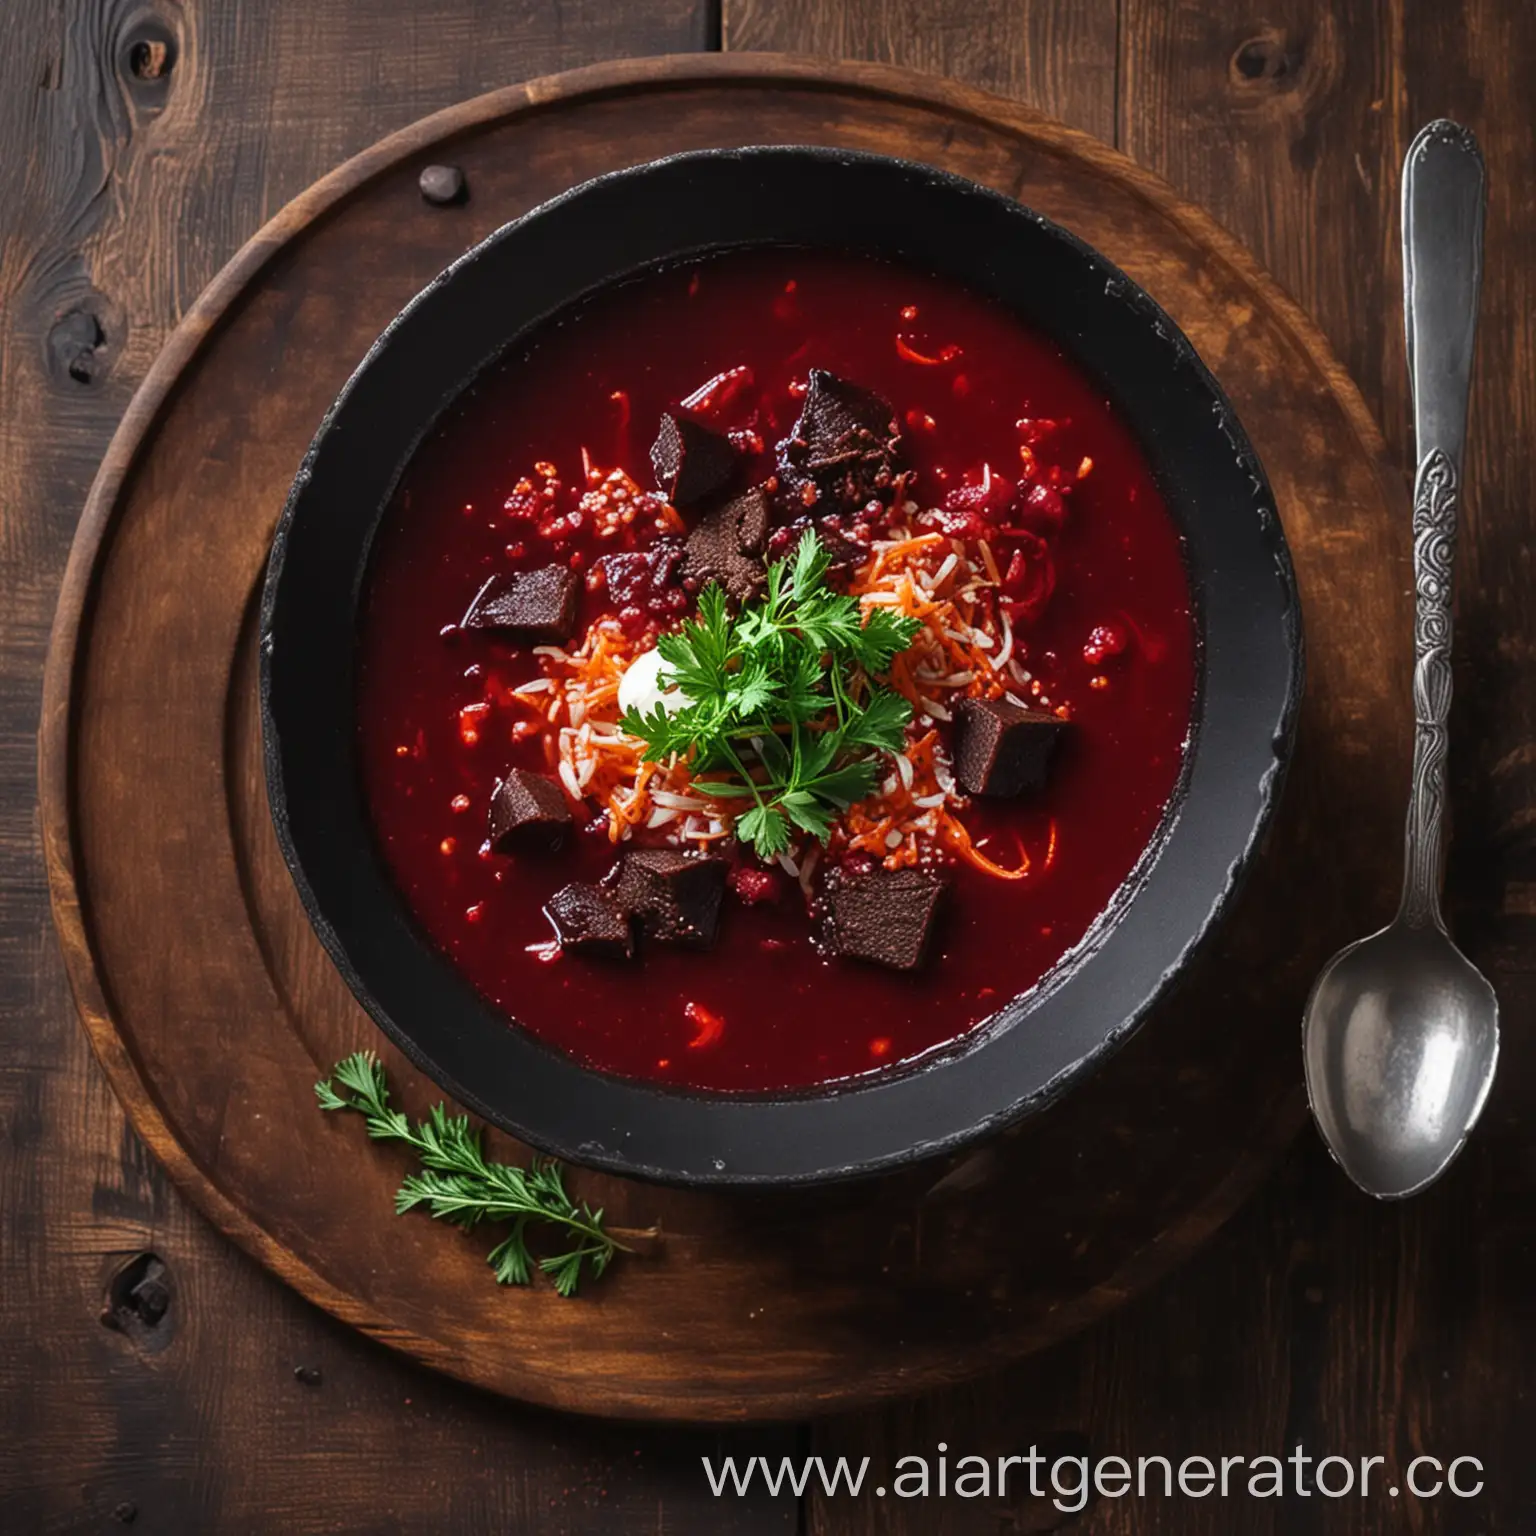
left=621, top=531, right=922, bottom=861
left=315, top=1052, right=621, bottom=1296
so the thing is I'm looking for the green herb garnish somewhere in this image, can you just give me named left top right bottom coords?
left=315, top=1052, right=621, bottom=1296
left=620, top=531, right=921, bottom=861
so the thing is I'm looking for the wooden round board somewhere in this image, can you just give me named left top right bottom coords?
left=41, top=55, right=1412, bottom=1421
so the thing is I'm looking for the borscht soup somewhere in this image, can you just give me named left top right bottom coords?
left=356, top=246, right=1195, bottom=1093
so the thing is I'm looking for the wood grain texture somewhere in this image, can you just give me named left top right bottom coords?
left=42, top=53, right=1409, bottom=1424
left=771, top=1, right=1536, bottom=1532
left=725, top=0, right=1119, bottom=139
left=0, top=3, right=795, bottom=1533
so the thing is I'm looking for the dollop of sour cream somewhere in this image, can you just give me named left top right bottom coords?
left=617, top=646, right=691, bottom=718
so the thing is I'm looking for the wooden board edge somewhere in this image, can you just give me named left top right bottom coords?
left=36, top=50, right=1384, bottom=1421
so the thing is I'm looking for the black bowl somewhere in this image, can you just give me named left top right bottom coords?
left=261, top=147, right=1301, bottom=1187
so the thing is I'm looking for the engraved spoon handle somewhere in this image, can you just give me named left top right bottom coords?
left=1399, top=121, right=1485, bottom=928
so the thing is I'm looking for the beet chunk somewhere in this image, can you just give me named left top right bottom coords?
left=764, top=514, right=861, bottom=573
left=545, top=882, right=634, bottom=960
left=682, top=486, right=770, bottom=605
left=598, top=536, right=688, bottom=628
left=650, top=412, right=738, bottom=513
left=821, top=866, right=947, bottom=971
left=953, top=697, right=1067, bottom=797
left=607, top=849, right=728, bottom=948
left=776, top=369, right=901, bottom=511
left=488, top=768, right=572, bottom=852
left=462, top=565, right=579, bottom=643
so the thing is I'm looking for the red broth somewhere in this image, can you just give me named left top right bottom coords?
left=356, top=247, right=1195, bottom=1092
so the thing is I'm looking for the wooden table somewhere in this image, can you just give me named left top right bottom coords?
left=2, top=3, right=1531, bottom=1531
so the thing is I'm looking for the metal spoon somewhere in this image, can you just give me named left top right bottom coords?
left=1301, top=120, right=1498, bottom=1199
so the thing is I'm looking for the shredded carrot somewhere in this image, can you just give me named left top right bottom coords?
left=895, top=336, right=963, bottom=366
left=861, top=532, right=945, bottom=582
left=684, top=1001, right=725, bottom=1049
left=942, top=819, right=1032, bottom=880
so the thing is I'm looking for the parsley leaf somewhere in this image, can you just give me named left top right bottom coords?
left=315, top=1052, right=622, bottom=1296
left=735, top=803, right=792, bottom=858
left=803, top=758, right=883, bottom=807
left=841, top=686, right=913, bottom=753
left=852, top=608, right=924, bottom=673
left=622, top=531, right=921, bottom=861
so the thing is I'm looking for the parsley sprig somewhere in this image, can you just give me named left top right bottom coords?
left=620, top=531, right=921, bottom=860
left=315, top=1052, right=621, bottom=1296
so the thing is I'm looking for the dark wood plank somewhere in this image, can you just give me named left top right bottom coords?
left=1119, top=0, right=1411, bottom=460
left=758, top=0, right=1536, bottom=1531
left=1115, top=3, right=1536, bottom=1532
left=0, top=3, right=796, bottom=1533
left=725, top=0, right=1119, bottom=139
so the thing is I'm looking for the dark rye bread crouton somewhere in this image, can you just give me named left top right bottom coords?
left=650, top=412, right=738, bottom=513
left=681, top=486, right=771, bottom=605
left=953, top=697, right=1067, bottom=797
left=544, top=882, right=634, bottom=960
left=775, top=369, right=901, bottom=512
left=606, top=848, right=728, bottom=949
left=487, top=768, right=571, bottom=852
left=820, top=865, right=947, bottom=971
left=461, top=565, right=579, bottom=643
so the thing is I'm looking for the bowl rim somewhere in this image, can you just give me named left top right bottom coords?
left=260, top=144, right=1303, bottom=1186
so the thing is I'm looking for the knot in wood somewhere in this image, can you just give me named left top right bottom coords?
left=1232, top=34, right=1298, bottom=86
left=120, top=16, right=179, bottom=112
left=129, top=38, right=169, bottom=79
left=101, top=1252, right=175, bottom=1350
left=48, top=307, right=107, bottom=386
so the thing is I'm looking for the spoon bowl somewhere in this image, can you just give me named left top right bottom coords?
left=1303, top=922, right=1499, bottom=1198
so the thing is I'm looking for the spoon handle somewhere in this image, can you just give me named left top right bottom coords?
left=1399, top=121, right=1485, bottom=927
